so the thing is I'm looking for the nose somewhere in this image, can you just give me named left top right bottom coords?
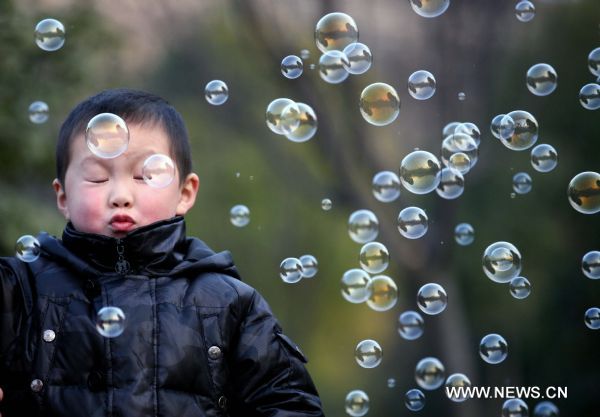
left=109, top=182, right=133, bottom=208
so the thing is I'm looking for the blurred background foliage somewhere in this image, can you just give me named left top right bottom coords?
left=0, top=0, right=599, bottom=416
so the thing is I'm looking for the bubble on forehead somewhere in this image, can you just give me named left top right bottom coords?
left=85, top=113, right=130, bottom=159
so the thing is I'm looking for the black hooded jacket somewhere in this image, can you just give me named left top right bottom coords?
left=0, top=217, right=324, bottom=417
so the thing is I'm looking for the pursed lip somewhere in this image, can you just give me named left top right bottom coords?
left=109, top=214, right=136, bottom=232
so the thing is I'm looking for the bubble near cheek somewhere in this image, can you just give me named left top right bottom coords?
left=86, top=113, right=129, bottom=159
left=142, top=154, right=175, bottom=188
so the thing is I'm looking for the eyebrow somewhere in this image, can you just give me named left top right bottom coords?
left=80, top=150, right=164, bottom=167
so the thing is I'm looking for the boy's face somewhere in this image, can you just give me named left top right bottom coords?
left=53, top=122, right=199, bottom=238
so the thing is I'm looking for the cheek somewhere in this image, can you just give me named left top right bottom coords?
left=69, top=188, right=105, bottom=223
left=136, top=188, right=180, bottom=219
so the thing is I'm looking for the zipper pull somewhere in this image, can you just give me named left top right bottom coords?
left=115, top=238, right=130, bottom=275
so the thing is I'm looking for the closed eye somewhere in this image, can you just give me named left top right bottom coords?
left=86, top=178, right=108, bottom=184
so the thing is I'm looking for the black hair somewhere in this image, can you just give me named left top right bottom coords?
left=56, top=88, right=192, bottom=186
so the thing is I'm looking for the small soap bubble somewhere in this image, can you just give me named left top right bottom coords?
left=454, top=223, right=475, bottom=246
left=299, top=254, right=318, bottom=278
left=318, top=50, right=350, bottom=84
left=513, top=172, right=532, bottom=194
left=483, top=241, right=522, bottom=283
left=582, top=251, right=600, bottom=279
left=445, top=373, right=471, bottom=402
left=28, top=101, right=49, bottom=124
left=285, top=102, right=317, bottom=143
left=229, top=204, right=250, bottom=227
left=417, top=283, right=448, bottom=315
left=405, top=388, right=425, bottom=411
left=85, top=113, right=129, bottom=159
left=321, top=198, right=333, bottom=211
left=415, top=357, right=445, bottom=390
left=359, top=241, right=390, bottom=274
left=458, top=92, right=466, bottom=101
left=280, top=257, right=303, bottom=283
left=345, top=390, right=369, bottom=417
left=359, top=82, right=400, bottom=126
left=355, top=339, right=383, bottom=368
left=309, top=63, right=316, bottom=70
left=448, top=152, right=471, bottom=174
left=300, top=49, right=311, bottom=60
left=342, top=43, right=372, bottom=75
left=341, top=268, right=372, bottom=303
left=511, top=192, right=517, bottom=199
left=400, top=150, right=441, bottom=194
left=281, top=55, right=303, bottom=79
left=398, top=310, right=425, bottom=340
left=500, top=110, right=538, bottom=151
left=409, top=0, right=450, bottom=18
left=34, top=18, right=65, bottom=51
left=204, top=80, right=229, bottom=105
left=372, top=171, right=401, bottom=202
left=584, top=307, right=600, bottom=330
left=387, top=378, right=396, bottom=388
left=315, top=12, right=359, bottom=53
left=533, top=401, right=559, bottom=417
left=579, top=83, right=600, bottom=110
left=490, top=114, right=506, bottom=139
left=567, top=171, right=600, bottom=214
left=436, top=168, right=465, bottom=200
left=398, top=206, right=428, bottom=239
left=479, top=333, right=508, bottom=364
left=266, top=98, right=301, bottom=134
left=142, top=154, right=175, bottom=188
left=588, top=47, right=600, bottom=76
left=509, top=276, right=531, bottom=299
left=526, top=63, right=557, bottom=96
left=530, top=144, right=558, bottom=173
left=348, top=209, right=379, bottom=243
left=455, top=122, right=481, bottom=145
left=502, top=399, right=529, bottom=417
left=96, top=306, right=126, bottom=338
left=366, top=275, right=398, bottom=311
left=515, top=0, right=535, bottom=22
left=15, top=235, right=41, bottom=263
left=407, top=70, right=436, bottom=100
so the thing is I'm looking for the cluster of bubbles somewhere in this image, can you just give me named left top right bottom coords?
left=28, top=101, right=49, bottom=124
left=279, top=254, right=318, bottom=283
left=34, top=18, right=65, bottom=51
left=205, top=80, right=229, bottom=105
left=354, top=339, right=383, bottom=368
left=95, top=306, right=126, bottom=338
left=230, top=204, right=250, bottom=227
left=266, top=98, right=318, bottom=142
left=482, top=241, right=532, bottom=300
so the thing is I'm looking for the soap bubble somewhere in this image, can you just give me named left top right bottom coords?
left=530, top=144, right=558, bottom=173
left=445, top=373, right=471, bottom=402
left=407, top=70, right=436, bottom=100
left=359, top=82, right=401, bottom=126
left=515, top=0, right=535, bottom=22
left=482, top=241, right=522, bottom=283
left=342, top=43, right=372, bottom=75
left=96, top=306, right=126, bottom=338
left=230, top=204, right=250, bottom=227
left=409, top=0, right=450, bottom=18
left=360, top=242, right=390, bottom=274
left=34, top=18, right=65, bottom=51
left=355, top=339, right=383, bottom=368
left=397, top=206, right=428, bottom=239
left=584, top=307, right=600, bottom=329
left=454, top=223, right=475, bottom=246
left=400, top=150, right=441, bottom=194
left=502, top=399, right=529, bottom=417
left=300, top=49, right=310, bottom=60
left=345, top=390, right=369, bottom=417
left=588, top=47, right=600, bottom=76
left=479, top=333, right=508, bottom=364
left=579, top=83, right=600, bottom=110
left=436, top=168, right=465, bottom=200
left=498, top=114, right=516, bottom=141
left=266, top=98, right=300, bottom=134
left=348, top=209, right=379, bottom=243
left=490, top=114, right=506, bottom=139
left=285, top=102, right=317, bottom=142
left=204, top=80, right=229, bottom=105
left=526, top=63, right=558, bottom=96
left=582, top=251, right=600, bottom=279
left=321, top=198, right=333, bottom=211
left=567, top=171, right=600, bottom=214
left=448, top=152, right=471, bottom=174
left=417, top=283, right=448, bottom=315
left=405, top=388, right=425, bottom=411
left=442, top=121, right=461, bottom=138
left=441, top=134, right=479, bottom=168
left=398, top=311, right=424, bottom=340
left=85, top=113, right=129, bottom=159
left=341, top=268, right=372, bottom=303
left=513, top=172, right=532, bottom=194
left=280, top=257, right=303, bottom=283
left=15, top=235, right=41, bottom=263
left=455, top=122, right=481, bottom=145
left=281, top=55, right=303, bottom=79
left=142, top=154, right=175, bottom=188
left=509, top=276, right=531, bottom=299
left=28, top=101, right=49, bottom=124
left=387, top=378, right=396, bottom=388
left=318, top=50, right=350, bottom=84
left=533, top=401, right=559, bottom=417
left=315, top=12, right=359, bottom=53
left=458, top=92, right=466, bottom=101
left=499, top=110, right=538, bottom=151
left=299, top=254, right=318, bottom=278
left=366, top=275, right=398, bottom=311
left=415, top=357, right=445, bottom=390
left=372, top=171, right=401, bottom=202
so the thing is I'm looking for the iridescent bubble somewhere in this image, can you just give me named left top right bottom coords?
left=436, top=168, right=465, bottom=200
left=407, top=70, right=436, bottom=100
left=415, top=357, right=445, bottom=390
left=341, top=268, right=372, bottom=303
left=400, top=150, right=441, bottom=194
left=490, top=114, right=506, bottom=139
left=409, top=0, right=450, bottom=18
left=502, top=399, right=529, bottom=417
left=300, top=49, right=311, bottom=60
left=398, top=311, right=425, bottom=340
left=582, top=251, right=600, bottom=279
left=342, top=43, right=372, bottom=75
left=315, top=12, right=359, bottom=53
left=345, top=390, right=369, bottom=417
left=359, top=242, right=390, bottom=274
left=448, top=152, right=471, bottom=174
left=500, top=110, right=538, bottom=151
left=509, top=276, right=531, bottom=299
left=482, top=241, right=522, bottom=283
left=281, top=55, right=303, bottom=79
left=455, top=122, right=481, bottom=146
left=479, top=333, right=508, bottom=364
left=584, top=307, right=600, bottom=330
left=397, top=206, right=428, bottom=239
left=266, top=98, right=300, bottom=134
left=513, top=172, right=532, bottom=194
left=530, top=144, right=558, bottom=173
left=15, top=235, right=41, bottom=263
left=280, top=257, right=303, bottom=284
left=34, top=18, right=65, bottom=51
left=526, top=63, right=557, bottom=96
left=96, top=306, right=126, bottom=338
left=372, top=171, right=401, bottom=202
left=579, top=83, right=600, bottom=110
left=417, top=283, right=447, bottom=315
left=445, top=373, right=471, bottom=403
left=366, top=275, right=398, bottom=311
left=387, top=378, right=396, bottom=388
left=533, top=401, right=559, bottom=417
left=204, top=80, right=228, bottom=106
left=230, top=204, right=250, bottom=227
left=142, top=154, right=175, bottom=188
left=28, top=101, right=49, bottom=124
left=285, top=102, right=317, bottom=143
left=318, top=50, right=350, bottom=84
left=85, top=113, right=129, bottom=159
left=355, top=339, right=383, bottom=368
left=321, top=198, right=333, bottom=211
left=348, top=209, right=379, bottom=243
left=458, top=92, right=466, bottom=101
left=299, top=254, right=318, bottom=278
left=588, top=47, right=600, bottom=77
left=405, top=388, right=425, bottom=411
left=567, top=171, right=600, bottom=214
left=454, top=223, right=475, bottom=246
left=359, top=82, right=401, bottom=126
left=515, top=0, right=535, bottom=22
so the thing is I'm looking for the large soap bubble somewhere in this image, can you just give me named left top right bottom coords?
left=499, top=110, right=538, bottom=151
left=567, top=171, right=600, bottom=214
left=417, top=283, right=447, bottom=315
left=482, top=241, right=522, bottom=283
left=34, top=18, right=65, bottom=51
left=15, top=235, right=41, bottom=263
left=318, top=50, right=350, bottom=84
left=400, top=150, right=441, bottom=194
left=341, top=268, right=372, bottom=303
left=526, top=63, right=557, bottom=96
left=96, top=306, right=126, bottom=338
left=397, top=206, right=428, bottom=239
left=530, top=144, right=558, bottom=173
left=360, top=82, right=400, bottom=126
left=409, top=0, right=450, bottom=18
left=85, top=113, right=130, bottom=159
left=280, top=257, right=303, bottom=283
left=415, top=357, right=445, bottom=390
left=142, top=154, right=175, bottom=188
left=407, top=70, right=436, bottom=100
left=479, top=333, right=508, bottom=364
left=359, top=242, right=390, bottom=274
left=342, top=43, right=372, bottom=75
left=315, top=12, right=359, bottom=53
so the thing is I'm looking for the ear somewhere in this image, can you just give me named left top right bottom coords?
left=176, top=173, right=200, bottom=216
left=53, top=178, right=70, bottom=220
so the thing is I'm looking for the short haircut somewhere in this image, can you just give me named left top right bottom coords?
left=56, top=88, right=192, bottom=186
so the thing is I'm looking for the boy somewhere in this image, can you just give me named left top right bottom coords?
left=0, top=89, right=325, bottom=417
